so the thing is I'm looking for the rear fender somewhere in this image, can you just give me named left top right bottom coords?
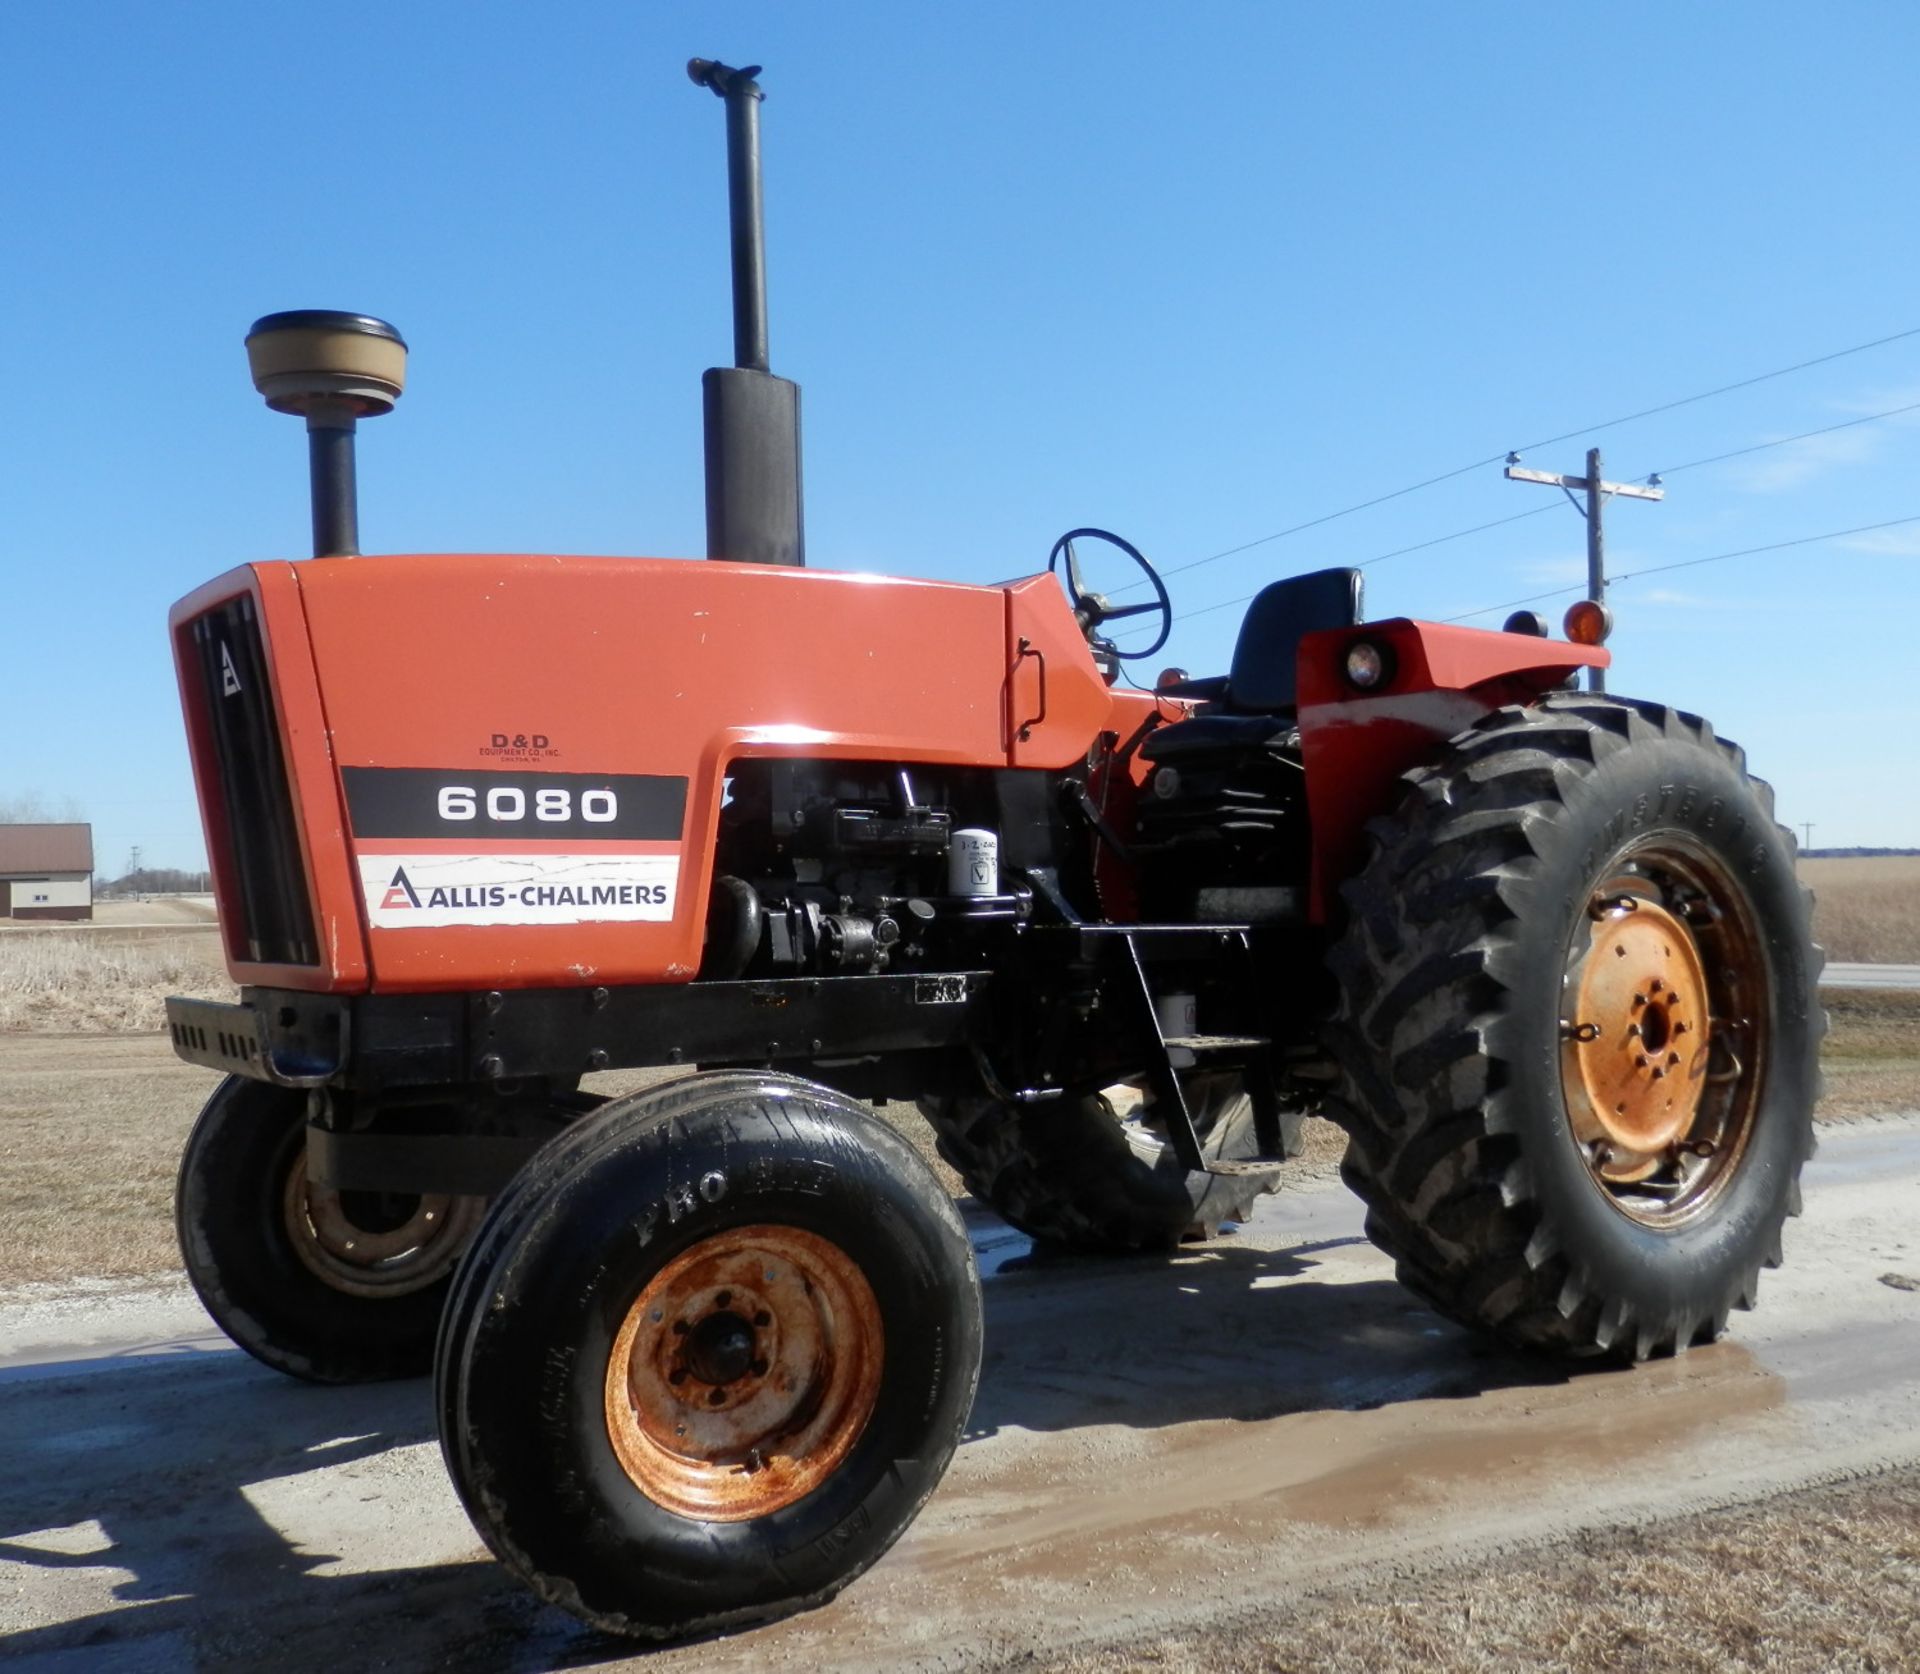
left=1295, top=620, right=1608, bottom=922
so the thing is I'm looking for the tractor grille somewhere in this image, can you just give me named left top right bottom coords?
left=185, top=595, right=318, bottom=966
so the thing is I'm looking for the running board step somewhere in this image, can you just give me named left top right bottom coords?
left=1162, top=1034, right=1269, bottom=1054
left=1186, top=1157, right=1287, bottom=1238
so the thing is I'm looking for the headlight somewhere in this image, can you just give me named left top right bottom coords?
left=1344, top=641, right=1391, bottom=690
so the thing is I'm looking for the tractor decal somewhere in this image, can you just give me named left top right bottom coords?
left=355, top=850, right=679, bottom=927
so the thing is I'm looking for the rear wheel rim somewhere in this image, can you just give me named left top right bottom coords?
left=604, top=1224, right=884, bottom=1522
left=1560, top=836, right=1770, bottom=1226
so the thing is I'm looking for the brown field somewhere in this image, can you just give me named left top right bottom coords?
left=0, top=925, right=231, bottom=1034
left=1801, top=854, right=1920, bottom=963
left=1040, top=1469, right=1920, bottom=1674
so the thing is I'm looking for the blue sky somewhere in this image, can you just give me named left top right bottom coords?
left=5, top=2, right=1918, bottom=871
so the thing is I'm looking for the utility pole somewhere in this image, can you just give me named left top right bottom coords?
left=1504, top=447, right=1664, bottom=692
left=1801, top=822, right=1815, bottom=852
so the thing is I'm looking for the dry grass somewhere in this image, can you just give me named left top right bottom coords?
left=1803, top=856, right=1920, bottom=963
left=0, top=927, right=231, bottom=1034
left=1040, top=1469, right=1920, bottom=1674
left=0, top=1035, right=221, bottom=1287
left=1818, top=988, right=1920, bottom=1119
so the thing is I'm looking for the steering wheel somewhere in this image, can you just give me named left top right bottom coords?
left=1046, top=527, right=1173, bottom=660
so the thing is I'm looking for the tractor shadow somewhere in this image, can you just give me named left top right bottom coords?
left=964, top=1221, right=1569, bottom=1440
left=0, top=1221, right=1568, bottom=1670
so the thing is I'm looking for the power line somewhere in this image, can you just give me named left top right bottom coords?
left=1160, top=503, right=1561, bottom=625
left=1138, top=398, right=1920, bottom=634
left=1647, top=398, right=1920, bottom=480
left=1441, top=513, right=1920, bottom=624
left=1127, top=324, right=1920, bottom=593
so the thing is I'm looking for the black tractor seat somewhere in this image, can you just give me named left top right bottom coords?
left=1145, top=567, right=1364, bottom=760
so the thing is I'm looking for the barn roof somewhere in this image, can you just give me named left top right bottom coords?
left=0, top=823, right=93, bottom=874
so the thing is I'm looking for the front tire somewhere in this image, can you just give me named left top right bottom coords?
left=176, top=1076, right=486, bottom=1382
left=436, top=1073, right=982, bottom=1640
left=1325, top=695, right=1821, bottom=1361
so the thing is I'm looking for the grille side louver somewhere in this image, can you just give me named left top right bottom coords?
left=188, top=596, right=318, bottom=966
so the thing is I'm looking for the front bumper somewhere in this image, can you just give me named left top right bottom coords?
left=165, top=971, right=990, bottom=1092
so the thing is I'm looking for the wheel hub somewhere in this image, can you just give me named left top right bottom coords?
left=1565, top=894, right=1712, bottom=1173
left=683, top=1310, right=758, bottom=1387
left=605, top=1224, right=884, bottom=1521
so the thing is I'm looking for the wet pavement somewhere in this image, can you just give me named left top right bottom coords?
left=4, top=1115, right=1919, bottom=1672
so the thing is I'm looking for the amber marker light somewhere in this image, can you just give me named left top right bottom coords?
left=1563, top=600, right=1614, bottom=646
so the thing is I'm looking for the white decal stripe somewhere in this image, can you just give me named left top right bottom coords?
left=359, top=852, right=679, bottom=928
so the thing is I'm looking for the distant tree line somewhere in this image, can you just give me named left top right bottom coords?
left=98, top=867, right=213, bottom=895
left=1803, top=847, right=1920, bottom=859
left=0, top=792, right=85, bottom=823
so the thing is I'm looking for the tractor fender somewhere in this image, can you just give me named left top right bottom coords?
left=1294, top=619, right=1608, bottom=923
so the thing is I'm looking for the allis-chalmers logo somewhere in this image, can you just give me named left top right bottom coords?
left=381, top=868, right=425, bottom=910
left=380, top=864, right=667, bottom=913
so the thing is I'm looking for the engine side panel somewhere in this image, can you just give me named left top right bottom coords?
left=1295, top=619, right=1609, bottom=921
left=179, top=553, right=1121, bottom=993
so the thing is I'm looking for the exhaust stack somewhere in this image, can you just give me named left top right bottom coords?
left=689, top=58, right=805, bottom=567
left=245, top=311, right=406, bottom=558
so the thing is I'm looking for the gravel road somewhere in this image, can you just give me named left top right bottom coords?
left=4, top=1115, right=1918, bottom=1673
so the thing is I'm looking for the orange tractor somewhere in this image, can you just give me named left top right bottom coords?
left=166, top=60, right=1820, bottom=1640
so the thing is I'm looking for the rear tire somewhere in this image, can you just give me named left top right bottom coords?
left=919, top=1073, right=1282, bottom=1253
left=1324, top=695, right=1821, bottom=1361
left=176, top=1076, right=485, bottom=1383
left=436, top=1073, right=982, bottom=1640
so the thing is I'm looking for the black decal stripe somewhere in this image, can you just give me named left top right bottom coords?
left=341, top=768, right=687, bottom=842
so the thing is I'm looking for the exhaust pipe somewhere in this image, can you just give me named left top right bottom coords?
left=689, top=58, right=805, bottom=567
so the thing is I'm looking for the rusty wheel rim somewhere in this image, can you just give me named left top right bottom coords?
left=1560, top=837, right=1770, bottom=1226
left=604, top=1224, right=884, bottom=1522
left=282, top=1155, right=484, bottom=1298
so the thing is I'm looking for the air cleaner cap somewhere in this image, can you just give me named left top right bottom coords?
left=245, top=310, right=408, bottom=418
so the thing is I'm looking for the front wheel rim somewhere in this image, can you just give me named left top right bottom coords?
left=604, top=1224, right=885, bottom=1522
left=1560, top=837, right=1771, bottom=1227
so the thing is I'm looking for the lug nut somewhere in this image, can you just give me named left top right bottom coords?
left=754, top=1310, right=771, bottom=1327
